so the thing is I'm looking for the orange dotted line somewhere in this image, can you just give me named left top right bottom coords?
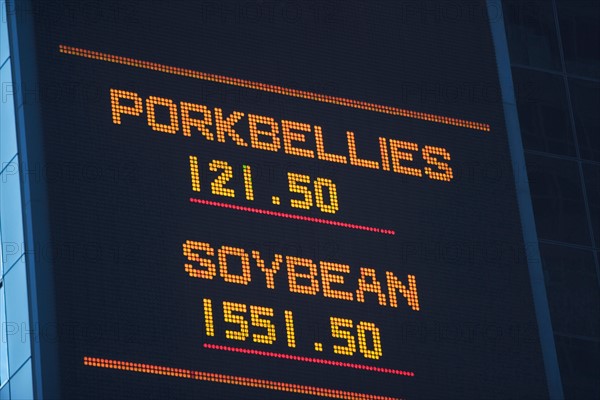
left=189, top=198, right=396, bottom=235
left=83, top=356, right=400, bottom=400
left=204, top=343, right=414, bottom=377
left=59, top=45, right=490, bottom=132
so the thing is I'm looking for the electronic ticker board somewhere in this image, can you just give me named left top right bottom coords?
left=11, top=1, right=551, bottom=398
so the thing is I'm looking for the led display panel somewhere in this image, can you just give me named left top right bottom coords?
left=16, top=1, right=549, bottom=398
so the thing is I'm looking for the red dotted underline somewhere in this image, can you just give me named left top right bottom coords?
left=204, top=344, right=414, bottom=376
left=189, top=198, right=395, bottom=235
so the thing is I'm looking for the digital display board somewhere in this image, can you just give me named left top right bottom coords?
left=14, top=1, right=550, bottom=398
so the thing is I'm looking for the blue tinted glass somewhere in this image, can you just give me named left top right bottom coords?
left=4, top=261, right=30, bottom=375
left=8, top=358, right=32, bottom=400
left=0, top=285, right=9, bottom=387
left=557, top=0, right=600, bottom=79
left=0, top=62, right=17, bottom=167
left=0, top=4, right=9, bottom=66
left=512, top=67, right=576, bottom=156
left=554, top=335, right=600, bottom=399
left=540, top=244, right=600, bottom=338
left=526, top=154, right=591, bottom=245
left=582, top=163, right=600, bottom=248
left=570, top=79, right=600, bottom=163
left=502, top=0, right=562, bottom=70
left=0, top=381, right=9, bottom=400
left=0, top=156, right=24, bottom=271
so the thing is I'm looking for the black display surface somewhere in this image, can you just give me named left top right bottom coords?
left=22, top=1, right=548, bottom=398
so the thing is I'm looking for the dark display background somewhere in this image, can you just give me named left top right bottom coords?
left=26, top=1, right=548, bottom=398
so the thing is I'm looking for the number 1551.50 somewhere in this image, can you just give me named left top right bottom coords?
left=202, top=298, right=382, bottom=360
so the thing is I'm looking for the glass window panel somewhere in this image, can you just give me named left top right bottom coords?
left=0, top=61, right=17, bottom=168
left=540, top=244, right=600, bottom=338
left=0, top=2, right=9, bottom=67
left=554, top=335, right=600, bottom=400
left=569, top=78, right=600, bottom=163
left=3, top=261, right=30, bottom=376
left=8, top=357, right=32, bottom=400
left=557, top=0, right=600, bottom=79
left=0, top=381, right=9, bottom=400
left=0, top=285, right=9, bottom=387
left=502, top=0, right=562, bottom=70
left=582, top=163, right=600, bottom=248
left=0, top=224, right=3, bottom=277
left=526, top=154, right=591, bottom=245
left=0, top=155, right=24, bottom=271
left=512, top=67, right=576, bottom=156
